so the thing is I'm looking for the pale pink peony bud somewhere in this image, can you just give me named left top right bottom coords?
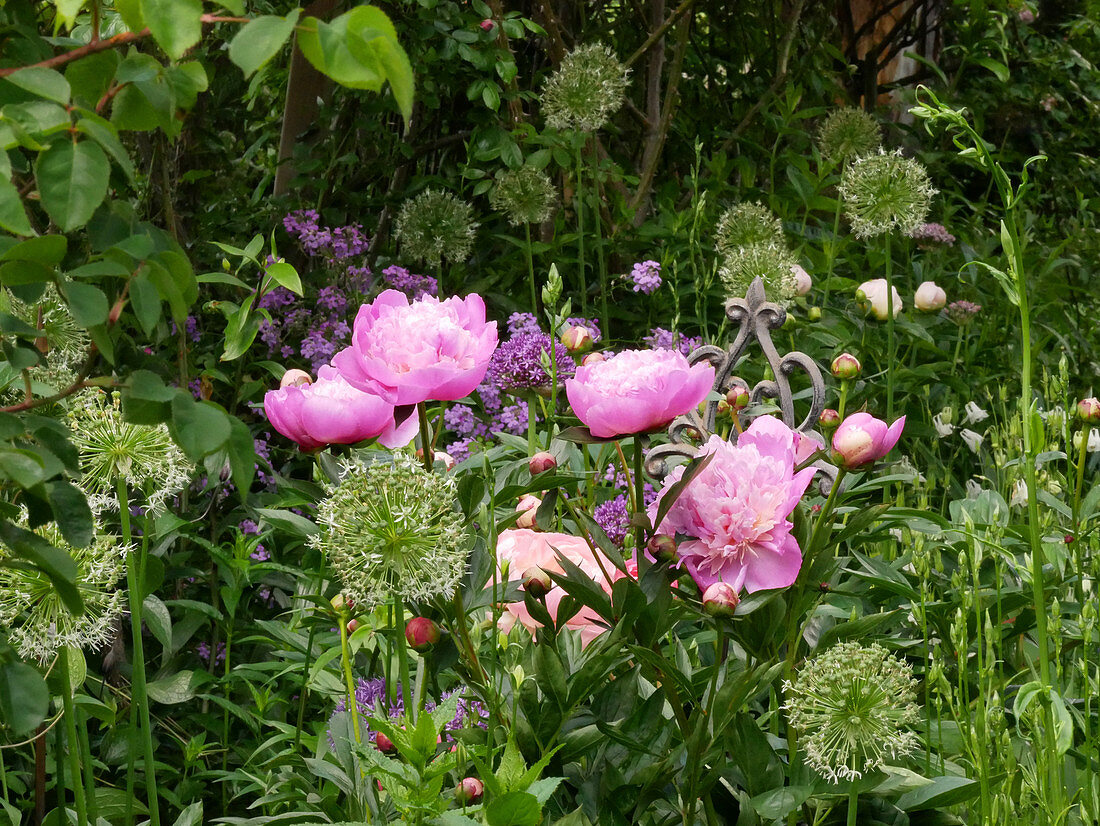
left=832, top=412, right=906, bottom=468
left=522, top=566, right=552, bottom=598
left=830, top=353, right=862, bottom=380
left=1078, top=397, right=1100, bottom=423
left=819, top=408, right=841, bottom=430
left=856, top=279, right=903, bottom=320
left=791, top=264, right=812, bottom=296
left=581, top=352, right=606, bottom=367
left=456, top=777, right=484, bottom=805
left=528, top=451, right=557, bottom=475
left=404, top=617, right=441, bottom=652
left=646, top=534, right=678, bottom=564
left=280, top=368, right=313, bottom=389
left=725, top=382, right=750, bottom=411
left=561, top=325, right=593, bottom=354
left=346, top=618, right=360, bottom=634
left=702, top=582, right=739, bottom=617
left=515, top=494, right=542, bottom=530
left=914, top=281, right=947, bottom=312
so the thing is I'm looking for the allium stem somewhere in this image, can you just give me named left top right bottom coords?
left=338, top=611, right=361, bottom=743
left=394, top=596, right=414, bottom=723
left=884, top=232, right=895, bottom=421
left=821, top=193, right=843, bottom=308
left=118, top=479, right=161, bottom=826
left=524, top=223, right=539, bottom=317
left=846, top=787, right=859, bottom=826
left=574, top=140, right=588, bottom=317
left=58, top=647, right=88, bottom=826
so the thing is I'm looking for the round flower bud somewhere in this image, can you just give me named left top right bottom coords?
left=808, top=306, right=822, bottom=321
left=375, top=732, right=396, bottom=754
left=522, top=566, right=552, bottom=598
left=330, top=593, right=348, bottom=612
left=455, top=777, right=484, bottom=805
left=914, top=281, right=947, bottom=312
left=529, top=451, right=557, bottom=475
left=515, top=494, right=542, bottom=530
left=831, top=353, right=862, bottom=380
left=346, top=618, right=360, bottom=634
left=280, top=368, right=313, bottom=389
left=479, top=18, right=494, bottom=30
left=404, top=617, right=441, bottom=652
left=702, top=582, right=739, bottom=617
left=561, top=325, right=593, bottom=354
left=646, top=534, right=678, bottom=564
left=581, top=352, right=606, bottom=367
left=819, top=408, right=841, bottom=430
left=1077, top=397, right=1100, bottom=423
left=792, top=265, right=812, bottom=296
left=725, top=382, right=750, bottom=411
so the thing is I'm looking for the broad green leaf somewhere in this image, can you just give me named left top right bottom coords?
left=1, top=234, right=66, bottom=265
left=63, top=280, right=109, bottom=327
left=129, top=273, right=161, bottom=336
left=0, top=177, right=34, bottom=236
left=114, top=0, right=145, bottom=33
left=255, top=507, right=319, bottom=537
left=262, top=261, right=302, bottom=295
left=228, top=11, right=300, bottom=77
left=146, top=669, right=200, bottom=704
left=297, top=13, right=385, bottom=91
left=0, top=661, right=48, bottom=735
left=0, top=449, right=48, bottom=488
left=896, top=775, right=980, bottom=811
left=226, top=416, right=256, bottom=496
left=972, top=56, right=1009, bottom=83
left=170, top=393, right=231, bottom=459
left=141, top=0, right=203, bottom=61
left=143, top=594, right=173, bottom=651
left=46, top=480, right=93, bottom=548
left=55, top=0, right=86, bottom=29
left=485, top=792, right=541, bottom=826
left=65, top=51, right=120, bottom=107
left=75, top=116, right=136, bottom=181
left=0, top=521, right=83, bottom=614
left=342, top=6, right=414, bottom=122
left=5, top=68, right=71, bottom=105
left=35, top=140, right=110, bottom=232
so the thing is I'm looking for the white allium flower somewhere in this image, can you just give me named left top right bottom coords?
left=0, top=523, right=127, bottom=663
left=490, top=166, right=557, bottom=226
left=67, top=389, right=192, bottom=514
left=310, top=454, right=469, bottom=609
left=541, top=43, right=629, bottom=132
left=784, top=641, right=920, bottom=783
left=719, top=243, right=798, bottom=304
left=394, top=189, right=478, bottom=268
left=840, top=149, right=937, bottom=238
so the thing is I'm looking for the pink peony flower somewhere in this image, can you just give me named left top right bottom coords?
left=264, top=365, right=418, bottom=450
left=565, top=349, right=715, bottom=439
left=496, top=529, right=622, bottom=646
left=791, top=264, right=812, bottom=296
left=914, top=281, right=947, bottom=312
left=649, top=416, right=817, bottom=593
left=831, top=411, right=905, bottom=468
left=856, top=278, right=902, bottom=320
left=332, top=290, right=498, bottom=405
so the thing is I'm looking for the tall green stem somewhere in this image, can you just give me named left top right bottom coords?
left=338, top=613, right=362, bottom=743
left=821, top=194, right=843, bottom=308
left=417, top=402, right=433, bottom=471
left=846, top=787, right=859, bottom=826
left=884, top=233, right=895, bottom=421
left=574, top=140, right=588, bottom=317
left=394, top=596, right=414, bottom=722
left=524, top=223, right=538, bottom=317
left=118, top=478, right=161, bottom=826
left=58, top=647, right=88, bottom=826
left=633, top=437, right=646, bottom=562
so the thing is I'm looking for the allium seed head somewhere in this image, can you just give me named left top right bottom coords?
left=394, top=189, right=478, bottom=267
left=840, top=149, right=936, bottom=238
left=541, top=44, right=629, bottom=132
left=816, top=107, right=883, bottom=166
left=719, top=243, right=798, bottom=304
left=715, top=202, right=784, bottom=255
left=490, top=166, right=557, bottom=226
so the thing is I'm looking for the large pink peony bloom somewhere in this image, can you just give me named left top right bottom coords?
left=649, top=416, right=817, bottom=593
left=564, top=349, right=715, bottom=439
left=496, top=529, right=623, bottom=646
left=331, top=290, right=498, bottom=405
left=264, top=365, right=417, bottom=450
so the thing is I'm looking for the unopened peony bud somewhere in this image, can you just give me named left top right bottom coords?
left=561, top=325, right=593, bottom=353
left=330, top=593, right=348, bottom=612
left=792, top=264, right=812, bottom=296
left=455, top=777, right=484, bottom=805
left=479, top=18, right=494, bottom=30
left=346, top=618, right=360, bottom=634
left=819, top=408, right=841, bottom=430
left=647, top=534, right=678, bottom=564
left=914, top=281, right=947, bottom=312
left=529, top=451, right=557, bottom=475
left=375, top=732, right=396, bottom=754
left=280, top=368, right=313, bottom=389
left=404, top=617, right=441, bottom=652
left=515, top=494, right=542, bottom=530
left=522, top=566, right=552, bottom=598
left=725, top=382, right=750, bottom=411
left=807, top=306, right=822, bottom=321
left=831, top=353, right=861, bottom=380
left=702, top=582, right=739, bottom=617
left=1077, top=397, right=1100, bottom=423
left=581, top=352, right=606, bottom=367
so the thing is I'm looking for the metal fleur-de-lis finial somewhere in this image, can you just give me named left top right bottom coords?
left=646, top=277, right=835, bottom=491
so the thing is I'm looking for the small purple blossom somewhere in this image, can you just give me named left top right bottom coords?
left=250, top=544, right=270, bottom=562
left=643, top=327, right=703, bottom=357
left=197, top=641, right=226, bottom=668
left=945, top=300, right=982, bottom=326
left=507, top=312, right=541, bottom=337
left=492, top=401, right=530, bottom=436
left=485, top=332, right=575, bottom=392
left=240, top=519, right=260, bottom=535
left=908, top=223, right=956, bottom=246
left=382, top=265, right=438, bottom=299
left=630, top=260, right=662, bottom=294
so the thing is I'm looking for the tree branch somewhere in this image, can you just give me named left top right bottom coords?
left=625, top=0, right=696, bottom=69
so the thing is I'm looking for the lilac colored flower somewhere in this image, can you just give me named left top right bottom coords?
left=492, top=401, right=530, bottom=436
left=445, top=437, right=479, bottom=464
left=188, top=378, right=203, bottom=400
left=333, top=290, right=498, bottom=405
left=329, top=678, right=487, bottom=748
left=382, top=265, right=438, bottom=299
left=257, top=286, right=297, bottom=311
left=197, top=641, right=226, bottom=667
left=239, top=519, right=260, bottom=535
left=507, top=312, right=541, bottom=337
left=317, top=287, right=348, bottom=313
left=594, top=485, right=657, bottom=546
left=250, top=545, right=270, bottom=562
left=565, top=349, right=715, bottom=439
left=908, top=222, right=956, bottom=246
left=301, top=330, right=338, bottom=371
left=649, top=416, right=817, bottom=593
left=444, top=405, right=487, bottom=438
left=477, top=379, right=502, bottom=412
left=284, top=210, right=369, bottom=260
left=945, top=300, right=981, bottom=325
left=485, top=331, right=575, bottom=392
left=630, top=260, right=662, bottom=294
left=643, top=327, right=703, bottom=357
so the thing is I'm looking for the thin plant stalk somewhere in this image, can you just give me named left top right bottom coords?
left=338, top=612, right=362, bottom=743
left=574, top=139, right=588, bottom=316
left=58, top=647, right=88, bottom=826
left=524, top=223, right=539, bottom=317
left=394, top=596, right=414, bottom=722
left=633, top=436, right=647, bottom=562
left=884, top=232, right=895, bottom=420
left=846, top=787, right=859, bottom=826
left=118, top=478, right=161, bottom=826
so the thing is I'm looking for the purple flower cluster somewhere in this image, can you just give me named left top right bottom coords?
left=249, top=544, right=270, bottom=562
left=643, top=327, right=703, bottom=357
left=382, top=265, right=438, bottom=299
left=594, top=484, right=658, bottom=547
left=485, top=331, right=576, bottom=392
left=329, top=678, right=488, bottom=748
left=507, top=312, right=541, bottom=337
left=909, top=222, right=956, bottom=246
left=239, top=519, right=260, bottom=535
left=945, top=300, right=982, bottom=326
left=630, top=260, right=662, bottom=294
left=256, top=278, right=359, bottom=371
left=171, top=315, right=202, bottom=343
left=254, top=436, right=275, bottom=488
left=284, top=210, right=370, bottom=260
left=197, top=641, right=226, bottom=667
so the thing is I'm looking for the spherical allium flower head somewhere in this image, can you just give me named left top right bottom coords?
left=541, top=43, right=629, bottom=132
left=310, top=455, right=469, bottom=609
left=490, top=166, right=557, bottom=226
left=840, top=149, right=937, bottom=238
left=485, top=331, right=575, bottom=392
left=394, top=189, right=478, bottom=267
left=0, top=523, right=126, bottom=663
left=816, top=107, right=883, bottom=166
left=67, top=389, right=192, bottom=513
left=8, top=286, right=89, bottom=371
left=784, top=641, right=921, bottom=783
left=715, top=202, right=784, bottom=255
left=649, top=417, right=817, bottom=593
left=719, top=243, right=799, bottom=304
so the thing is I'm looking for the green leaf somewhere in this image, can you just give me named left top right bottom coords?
left=0, top=449, right=48, bottom=488
left=228, top=11, right=300, bottom=77
left=1, top=234, right=67, bottom=265
left=63, top=280, right=109, bottom=327
left=971, top=56, right=1009, bottom=83
left=75, top=116, right=136, bottom=182
left=169, top=393, right=231, bottom=459
left=262, top=261, right=302, bottom=295
left=143, top=594, right=173, bottom=652
left=750, top=786, right=814, bottom=819
left=343, top=6, right=414, bottom=122
left=146, top=669, right=201, bottom=704
left=55, top=0, right=87, bottom=29
left=122, top=370, right=175, bottom=424
left=0, top=177, right=33, bottom=236
left=35, top=140, right=110, bottom=232
left=0, top=660, right=49, bottom=735
left=46, top=481, right=93, bottom=548
left=255, top=507, right=318, bottom=537
left=5, top=68, right=71, bottom=105
left=226, top=416, right=256, bottom=497
left=141, top=0, right=203, bottom=61
left=0, top=261, right=53, bottom=287
left=896, top=775, right=980, bottom=811
left=114, top=0, right=146, bottom=33
left=485, top=792, right=541, bottom=826
left=129, top=273, right=161, bottom=336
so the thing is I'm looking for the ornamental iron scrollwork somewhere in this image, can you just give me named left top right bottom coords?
left=646, top=277, right=837, bottom=492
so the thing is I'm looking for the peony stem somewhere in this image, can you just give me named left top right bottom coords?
left=417, top=402, right=434, bottom=472
left=633, top=436, right=647, bottom=559
left=884, top=233, right=895, bottom=421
